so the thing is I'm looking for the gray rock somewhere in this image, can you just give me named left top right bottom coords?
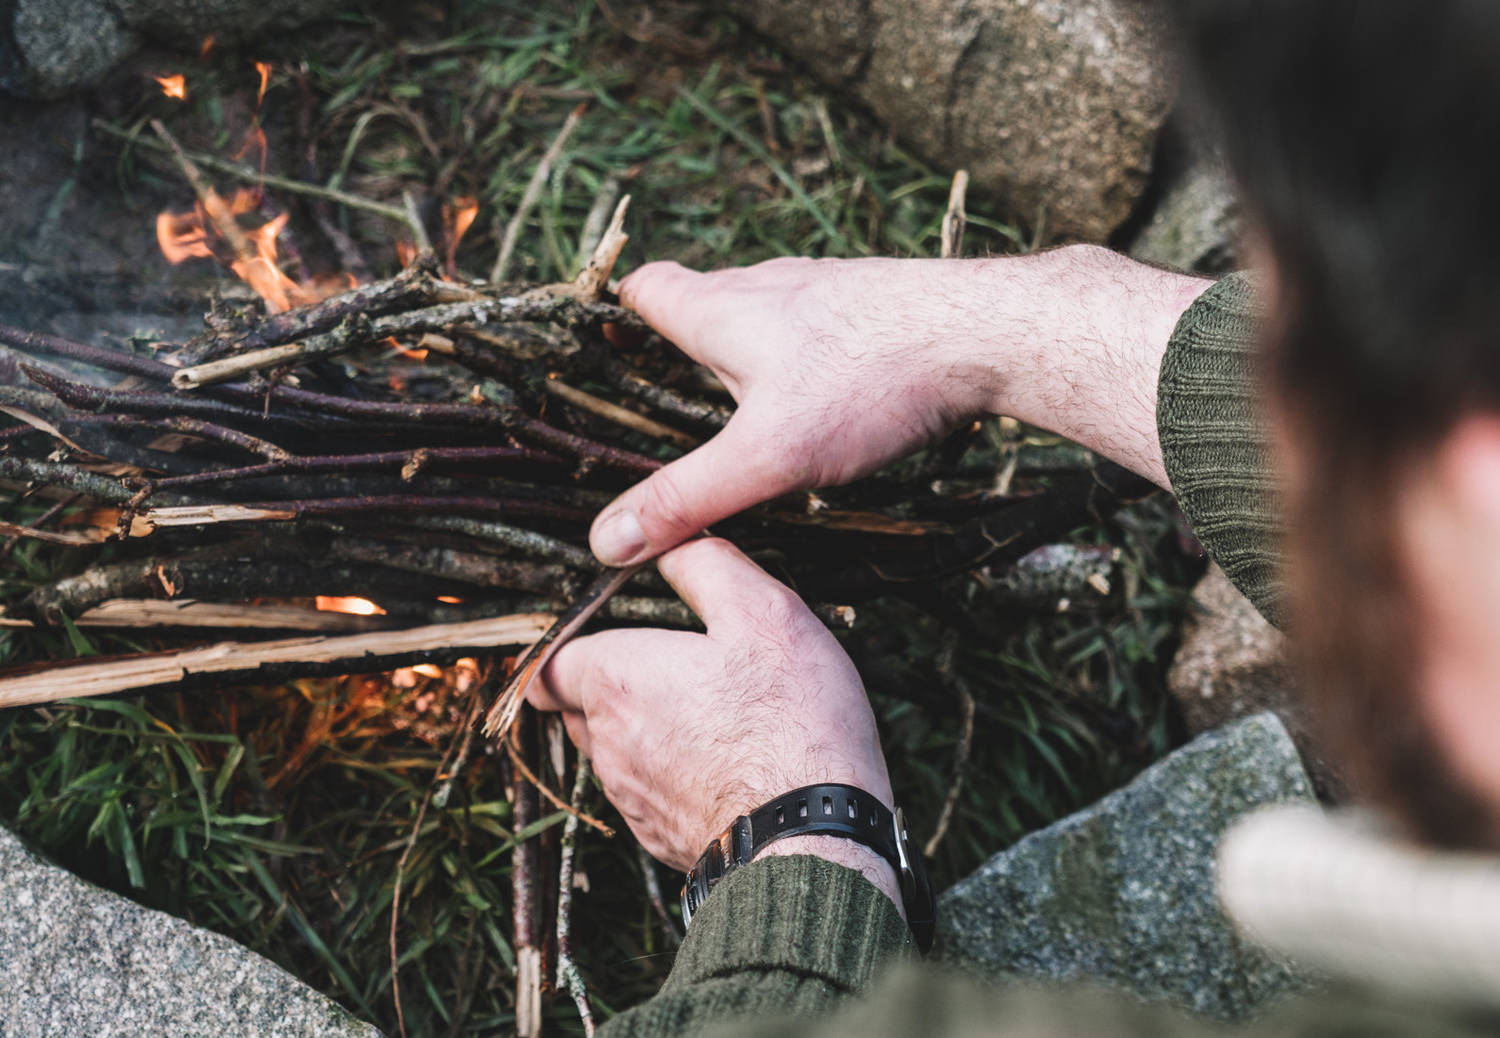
left=935, top=713, right=1320, bottom=1023
left=1129, top=140, right=1242, bottom=274
left=3, top=0, right=140, bottom=98
left=0, top=824, right=381, bottom=1037
left=1167, top=564, right=1344, bottom=797
left=2, top=0, right=350, bottom=98
left=726, top=0, right=1175, bottom=242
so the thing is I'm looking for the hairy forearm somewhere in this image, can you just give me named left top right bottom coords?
left=933, top=245, right=1212, bottom=488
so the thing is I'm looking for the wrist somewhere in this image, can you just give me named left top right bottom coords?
left=755, top=834, right=906, bottom=919
left=967, top=244, right=1212, bottom=487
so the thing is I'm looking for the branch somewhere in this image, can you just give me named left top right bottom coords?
left=0, top=613, right=552, bottom=706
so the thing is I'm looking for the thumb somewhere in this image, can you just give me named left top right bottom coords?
left=590, top=413, right=792, bottom=565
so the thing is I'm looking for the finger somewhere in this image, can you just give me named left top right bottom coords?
left=589, top=411, right=797, bottom=565
left=540, top=627, right=705, bottom=717
left=655, top=536, right=806, bottom=635
left=617, top=261, right=719, bottom=363
left=559, top=711, right=592, bottom=758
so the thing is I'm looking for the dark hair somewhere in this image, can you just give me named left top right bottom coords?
left=1170, top=0, right=1500, bottom=846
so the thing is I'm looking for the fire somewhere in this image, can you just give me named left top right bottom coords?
left=148, top=64, right=358, bottom=314
left=436, top=595, right=463, bottom=604
left=411, top=664, right=445, bottom=679
left=254, top=62, right=272, bottom=106
left=442, top=196, right=480, bottom=276
left=155, top=74, right=187, bottom=100
left=199, top=35, right=216, bottom=60
left=315, top=596, right=386, bottom=616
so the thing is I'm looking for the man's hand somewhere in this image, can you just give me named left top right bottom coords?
left=590, top=247, right=1211, bottom=566
left=528, top=538, right=901, bottom=906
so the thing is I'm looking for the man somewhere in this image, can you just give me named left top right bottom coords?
left=528, top=1, right=1500, bottom=1033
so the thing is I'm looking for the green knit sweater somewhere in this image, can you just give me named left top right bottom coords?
left=592, top=276, right=1482, bottom=1037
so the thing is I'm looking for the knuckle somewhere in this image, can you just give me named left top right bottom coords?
left=639, top=469, right=699, bottom=536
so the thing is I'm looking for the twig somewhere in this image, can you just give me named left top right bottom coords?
left=401, top=189, right=434, bottom=255
left=505, top=728, right=616, bottom=837
left=483, top=564, right=644, bottom=739
left=923, top=631, right=976, bottom=858
left=390, top=692, right=481, bottom=1038
left=601, top=361, right=733, bottom=429
left=171, top=315, right=371, bottom=389
left=0, top=598, right=391, bottom=631
left=129, top=495, right=591, bottom=534
left=563, top=195, right=629, bottom=301
left=940, top=170, right=969, bottom=260
left=544, top=374, right=698, bottom=449
left=0, top=520, right=103, bottom=547
left=151, top=120, right=259, bottom=274
left=574, top=175, right=625, bottom=274
left=635, top=840, right=682, bottom=948
left=0, top=613, right=553, bottom=706
left=556, top=756, right=598, bottom=1036
left=491, top=104, right=587, bottom=284
left=511, top=708, right=543, bottom=1038
left=151, top=445, right=564, bottom=490
left=95, top=119, right=414, bottom=228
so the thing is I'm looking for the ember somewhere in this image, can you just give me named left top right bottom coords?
left=154, top=74, right=186, bottom=100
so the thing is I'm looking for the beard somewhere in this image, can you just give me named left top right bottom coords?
left=1282, top=438, right=1499, bottom=850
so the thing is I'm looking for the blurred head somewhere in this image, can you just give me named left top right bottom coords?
left=1172, top=0, right=1500, bottom=847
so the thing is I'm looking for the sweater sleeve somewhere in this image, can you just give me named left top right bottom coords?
left=1156, top=272, right=1285, bottom=627
left=596, top=855, right=913, bottom=1037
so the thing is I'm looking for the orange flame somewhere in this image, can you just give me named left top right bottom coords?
left=254, top=62, right=272, bottom=107
left=315, top=596, right=386, bottom=616
left=155, top=74, right=187, bottom=100
left=395, top=241, right=418, bottom=268
left=441, top=196, right=480, bottom=277
left=199, top=35, right=216, bottom=60
left=411, top=663, right=445, bottom=679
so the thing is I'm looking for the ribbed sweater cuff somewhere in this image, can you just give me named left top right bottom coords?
left=1157, top=271, right=1285, bottom=627
left=664, top=855, right=913, bottom=993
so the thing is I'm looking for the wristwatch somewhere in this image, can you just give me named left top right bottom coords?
left=679, top=783, right=936, bottom=952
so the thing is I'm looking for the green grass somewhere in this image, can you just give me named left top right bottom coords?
left=0, top=2, right=1202, bottom=1033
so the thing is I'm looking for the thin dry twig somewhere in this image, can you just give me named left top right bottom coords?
left=924, top=631, right=977, bottom=858
left=556, top=756, right=598, bottom=1036
left=491, top=104, right=587, bottom=283
left=544, top=374, right=699, bottom=449
left=505, top=726, right=616, bottom=837
left=635, top=840, right=682, bottom=948
left=941, top=169, right=969, bottom=260
left=390, top=692, right=482, bottom=1038
left=95, top=119, right=416, bottom=231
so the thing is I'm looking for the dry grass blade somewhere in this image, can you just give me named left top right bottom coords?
left=491, top=103, right=588, bottom=283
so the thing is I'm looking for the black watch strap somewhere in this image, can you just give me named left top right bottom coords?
left=680, top=783, right=936, bottom=952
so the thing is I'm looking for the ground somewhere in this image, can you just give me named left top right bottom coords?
left=0, top=1, right=1204, bottom=1033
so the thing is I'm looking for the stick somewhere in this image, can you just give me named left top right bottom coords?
left=390, top=692, right=480, bottom=1038
left=563, top=195, right=629, bottom=301
left=923, top=631, right=976, bottom=858
left=130, top=495, right=591, bottom=535
left=151, top=445, right=564, bottom=490
left=511, top=708, right=543, bottom=1038
left=95, top=119, right=414, bottom=228
left=635, top=841, right=682, bottom=948
left=556, top=757, right=598, bottom=1037
left=0, top=598, right=393, bottom=632
left=151, top=120, right=260, bottom=274
left=482, top=564, right=644, bottom=739
left=0, top=520, right=104, bottom=547
left=491, top=104, right=587, bottom=284
left=0, top=613, right=553, bottom=707
left=544, top=374, right=698, bottom=450
left=940, top=170, right=969, bottom=260
left=504, top=731, right=615, bottom=837
left=574, top=175, right=624, bottom=274
left=171, top=315, right=371, bottom=389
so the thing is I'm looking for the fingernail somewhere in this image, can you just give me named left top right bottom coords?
left=592, top=509, right=646, bottom=565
